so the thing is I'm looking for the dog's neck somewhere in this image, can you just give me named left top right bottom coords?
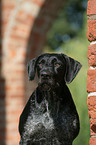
left=36, top=84, right=74, bottom=116
left=37, top=84, right=70, bottom=105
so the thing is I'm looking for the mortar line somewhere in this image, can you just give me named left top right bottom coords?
left=88, top=92, right=96, bottom=97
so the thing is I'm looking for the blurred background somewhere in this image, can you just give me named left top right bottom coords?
left=44, top=0, right=90, bottom=145
left=0, top=0, right=90, bottom=144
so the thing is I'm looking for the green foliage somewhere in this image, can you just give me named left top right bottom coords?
left=44, top=1, right=90, bottom=144
left=46, top=0, right=86, bottom=50
left=67, top=14, right=90, bottom=145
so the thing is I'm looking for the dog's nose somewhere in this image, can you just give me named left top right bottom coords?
left=41, top=72, right=50, bottom=78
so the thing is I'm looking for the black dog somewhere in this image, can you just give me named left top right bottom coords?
left=19, top=53, right=82, bottom=145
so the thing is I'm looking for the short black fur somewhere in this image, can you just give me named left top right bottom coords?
left=19, top=53, right=82, bottom=145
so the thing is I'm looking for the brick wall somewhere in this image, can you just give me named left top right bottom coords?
left=0, top=0, right=65, bottom=144
left=87, top=0, right=96, bottom=145
left=1, top=0, right=95, bottom=144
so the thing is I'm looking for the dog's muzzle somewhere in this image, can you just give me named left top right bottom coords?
left=41, top=71, right=51, bottom=79
left=38, top=71, right=55, bottom=90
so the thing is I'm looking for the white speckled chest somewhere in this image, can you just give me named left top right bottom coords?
left=24, top=99, right=55, bottom=137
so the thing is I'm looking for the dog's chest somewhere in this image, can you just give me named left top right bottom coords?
left=24, top=99, right=55, bottom=135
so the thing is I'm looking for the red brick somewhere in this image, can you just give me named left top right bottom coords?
left=42, top=0, right=65, bottom=12
left=10, top=33, right=28, bottom=41
left=34, top=17, right=45, bottom=29
left=87, top=0, right=96, bottom=15
left=10, top=50, right=16, bottom=58
left=8, top=39, right=27, bottom=49
left=87, top=19, right=96, bottom=42
left=90, top=119, right=96, bottom=136
left=89, top=137, right=96, bottom=145
left=16, top=11, right=34, bottom=25
left=11, top=26, right=31, bottom=41
left=88, top=110, right=96, bottom=119
left=29, top=32, right=42, bottom=45
left=88, top=44, right=96, bottom=66
left=87, top=96, right=96, bottom=111
left=2, top=4, right=15, bottom=11
left=31, top=0, right=45, bottom=6
left=6, top=135, right=14, bottom=141
left=87, top=69, right=96, bottom=92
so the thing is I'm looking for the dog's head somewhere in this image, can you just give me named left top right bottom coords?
left=27, top=53, right=82, bottom=90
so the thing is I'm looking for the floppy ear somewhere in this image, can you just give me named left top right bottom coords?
left=62, top=54, right=82, bottom=84
left=27, top=58, right=37, bottom=81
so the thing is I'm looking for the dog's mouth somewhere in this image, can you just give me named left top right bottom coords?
left=38, top=77, right=55, bottom=91
left=39, top=83, right=51, bottom=91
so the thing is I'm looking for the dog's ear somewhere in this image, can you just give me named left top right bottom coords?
left=27, top=58, right=37, bottom=81
left=62, top=54, right=82, bottom=84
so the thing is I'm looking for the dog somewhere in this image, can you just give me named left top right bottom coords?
left=19, top=53, right=82, bottom=145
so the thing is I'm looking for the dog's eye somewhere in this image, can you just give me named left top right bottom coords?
left=39, top=59, right=45, bottom=66
left=56, top=64, right=60, bottom=66
left=39, top=63, right=43, bottom=66
left=55, top=63, right=60, bottom=66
